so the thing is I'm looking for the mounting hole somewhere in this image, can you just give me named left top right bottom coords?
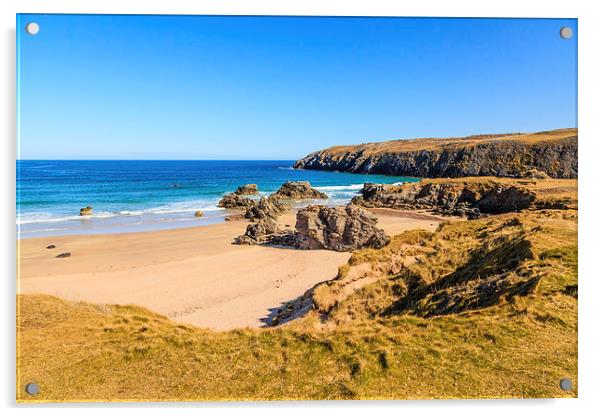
left=25, top=382, right=40, bottom=395
left=560, top=27, right=573, bottom=39
left=559, top=378, right=573, bottom=391
left=25, top=22, right=40, bottom=35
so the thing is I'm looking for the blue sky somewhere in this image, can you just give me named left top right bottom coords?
left=17, top=15, right=577, bottom=160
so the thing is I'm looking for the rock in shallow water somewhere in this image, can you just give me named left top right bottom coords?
left=79, top=206, right=93, bottom=216
left=233, top=184, right=259, bottom=195
left=274, top=181, right=327, bottom=199
left=217, top=193, right=256, bottom=210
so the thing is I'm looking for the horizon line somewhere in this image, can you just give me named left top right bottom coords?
left=16, top=158, right=299, bottom=161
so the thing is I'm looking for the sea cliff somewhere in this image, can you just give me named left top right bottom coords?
left=294, top=128, right=577, bottom=179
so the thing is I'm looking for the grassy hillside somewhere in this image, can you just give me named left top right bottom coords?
left=17, top=206, right=577, bottom=402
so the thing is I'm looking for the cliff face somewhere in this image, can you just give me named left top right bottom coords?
left=294, top=129, right=578, bottom=179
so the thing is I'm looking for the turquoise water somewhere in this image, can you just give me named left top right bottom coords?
left=17, top=160, right=418, bottom=238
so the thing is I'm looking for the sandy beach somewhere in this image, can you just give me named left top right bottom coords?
left=18, top=209, right=445, bottom=330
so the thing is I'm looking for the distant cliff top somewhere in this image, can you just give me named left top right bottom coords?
left=294, top=128, right=577, bottom=179
left=309, top=128, right=577, bottom=156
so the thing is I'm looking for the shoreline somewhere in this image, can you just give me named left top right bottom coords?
left=18, top=209, right=447, bottom=330
left=17, top=199, right=361, bottom=240
left=17, top=208, right=231, bottom=240
left=18, top=160, right=423, bottom=240
left=17, top=196, right=432, bottom=240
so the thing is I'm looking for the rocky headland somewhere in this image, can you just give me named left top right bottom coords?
left=294, top=128, right=577, bottom=179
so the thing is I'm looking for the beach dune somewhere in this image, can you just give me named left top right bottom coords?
left=18, top=210, right=444, bottom=330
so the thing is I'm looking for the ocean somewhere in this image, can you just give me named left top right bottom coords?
left=17, top=160, right=419, bottom=238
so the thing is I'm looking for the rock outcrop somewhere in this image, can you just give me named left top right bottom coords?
left=233, top=194, right=291, bottom=245
left=233, top=194, right=290, bottom=245
left=233, top=201, right=389, bottom=252
left=217, top=193, right=256, bottom=210
left=274, top=181, right=327, bottom=199
left=351, top=180, right=537, bottom=218
left=244, top=195, right=289, bottom=220
left=294, top=204, right=390, bottom=252
left=79, top=206, right=93, bottom=216
left=294, top=128, right=578, bottom=179
left=234, top=184, right=259, bottom=195
left=233, top=218, right=279, bottom=245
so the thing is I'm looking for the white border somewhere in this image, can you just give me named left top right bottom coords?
left=2, top=1, right=601, bottom=415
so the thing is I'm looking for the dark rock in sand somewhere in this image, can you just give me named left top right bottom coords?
left=79, top=206, right=93, bottom=216
left=217, top=193, right=257, bottom=210
left=233, top=218, right=279, bottom=245
left=234, top=184, right=259, bottom=195
left=233, top=195, right=290, bottom=245
left=294, top=204, right=390, bottom=252
left=225, top=213, right=244, bottom=222
left=273, top=181, right=327, bottom=199
left=56, top=252, right=71, bottom=258
left=46, top=245, right=56, bottom=249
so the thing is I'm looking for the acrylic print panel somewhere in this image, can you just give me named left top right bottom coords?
left=16, top=14, right=577, bottom=402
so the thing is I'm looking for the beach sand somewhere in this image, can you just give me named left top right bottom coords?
left=18, top=209, right=446, bottom=330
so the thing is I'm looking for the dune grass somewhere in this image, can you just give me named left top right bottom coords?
left=17, top=292, right=577, bottom=402
left=17, top=207, right=577, bottom=402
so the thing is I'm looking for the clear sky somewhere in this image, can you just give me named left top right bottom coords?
left=17, top=15, right=577, bottom=160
